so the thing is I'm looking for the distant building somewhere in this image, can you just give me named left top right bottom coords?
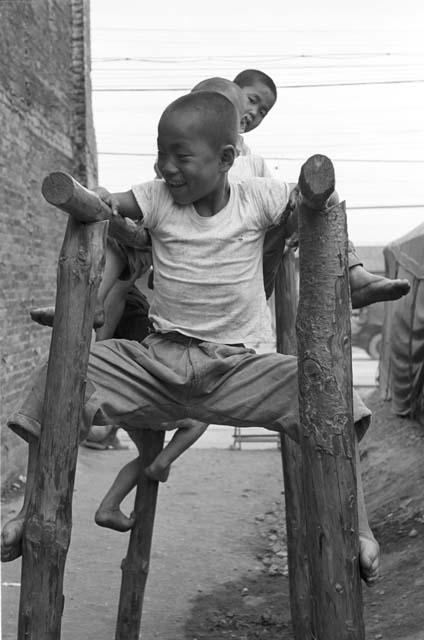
left=354, top=246, right=385, bottom=275
left=0, top=0, right=97, bottom=486
left=380, top=224, right=424, bottom=426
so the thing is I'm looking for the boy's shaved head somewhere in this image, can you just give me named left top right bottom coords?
left=159, top=91, right=239, bottom=149
left=233, top=69, right=277, bottom=100
left=157, top=92, right=238, bottom=206
left=191, top=77, right=246, bottom=121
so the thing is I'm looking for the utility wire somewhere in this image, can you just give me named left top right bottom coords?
left=93, top=53, right=424, bottom=63
left=98, top=151, right=424, bottom=164
left=93, top=80, right=423, bottom=91
left=348, top=204, right=423, bottom=210
left=93, top=63, right=424, bottom=71
left=93, top=79, right=424, bottom=92
left=93, top=27, right=423, bottom=34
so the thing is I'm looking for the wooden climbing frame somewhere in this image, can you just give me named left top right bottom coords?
left=15, top=155, right=364, bottom=639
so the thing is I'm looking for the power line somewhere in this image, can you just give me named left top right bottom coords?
left=98, top=151, right=424, bottom=164
left=93, top=78, right=424, bottom=92
left=93, top=53, right=424, bottom=63
left=99, top=152, right=155, bottom=157
left=93, top=27, right=423, bottom=35
left=92, top=65, right=424, bottom=76
left=264, top=157, right=423, bottom=164
left=93, top=62, right=423, bottom=68
left=348, top=204, right=423, bottom=210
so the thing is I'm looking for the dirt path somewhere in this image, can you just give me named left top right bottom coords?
left=182, top=393, right=424, bottom=640
left=2, top=446, right=284, bottom=640
left=2, top=392, right=424, bottom=639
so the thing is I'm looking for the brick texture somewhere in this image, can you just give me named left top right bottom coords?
left=0, top=0, right=97, bottom=486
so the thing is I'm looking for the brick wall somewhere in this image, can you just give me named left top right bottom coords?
left=0, top=0, right=97, bottom=486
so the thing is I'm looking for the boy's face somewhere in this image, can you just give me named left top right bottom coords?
left=240, top=81, right=276, bottom=133
left=157, top=110, right=225, bottom=206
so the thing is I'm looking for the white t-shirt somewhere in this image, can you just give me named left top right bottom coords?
left=228, top=154, right=274, bottom=346
left=131, top=178, right=290, bottom=344
left=229, top=154, right=272, bottom=181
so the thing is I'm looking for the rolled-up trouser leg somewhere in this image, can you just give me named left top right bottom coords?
left=8, top=337, right=371, bottom=447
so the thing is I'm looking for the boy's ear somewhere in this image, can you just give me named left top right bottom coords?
left=220, top=145, right=236, bottom=173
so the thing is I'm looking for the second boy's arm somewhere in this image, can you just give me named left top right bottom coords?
left=109, top=216, right=150, bottom=250
left=283, top=183, right=300, bottom=237
left=95, top=187, right=150, bottom=249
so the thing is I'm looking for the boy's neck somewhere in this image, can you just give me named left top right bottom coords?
left=193, top=178, right=231, bottom=217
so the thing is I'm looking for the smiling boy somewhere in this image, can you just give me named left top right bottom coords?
left=2, top=92, right=379, bottom=586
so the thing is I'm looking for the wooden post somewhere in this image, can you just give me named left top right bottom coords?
left=274, top=250, right=311, bottom=639
left=115, top=430, right=165, bottom=640
left=17, top=174, right=110, bottom=639
left=41, top=171, right=113, bottom=222
left=296, top=155, right=365, bottom=638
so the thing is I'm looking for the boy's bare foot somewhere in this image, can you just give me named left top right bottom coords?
left=93, top=308, right=105, bottom=329
left=359, top=533, right=380, bottom=586
left=1, top=516, right=25, bottom=562
left=30, top=306, right=55, bottom=327
left=349, top=267, right=410, bottom=309
left=145, top=460, right=171, bottom=483
left=94, top=506, right=135, bottom=532
left=30, top=306, right=105, bottom=329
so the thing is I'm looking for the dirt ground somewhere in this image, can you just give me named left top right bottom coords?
left=2, top=391, right=424, bottom=639
left=185, top=392, right=424, bottom=640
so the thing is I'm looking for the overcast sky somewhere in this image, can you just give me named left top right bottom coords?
left=90, top=0, right=424, bottom=246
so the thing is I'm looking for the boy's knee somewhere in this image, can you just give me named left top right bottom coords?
left=354, top=415, right=371, bottom=442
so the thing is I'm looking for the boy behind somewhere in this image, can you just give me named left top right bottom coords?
left=233, top=68, right=410, bottom=304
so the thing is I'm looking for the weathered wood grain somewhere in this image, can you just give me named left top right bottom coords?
left=115, top=430, right=165, bottom=640
left=18, top=211, right=107, bottom=639
left=275, top=249, right=311, bottom=639
left=296, top=154, right=364, bottom=639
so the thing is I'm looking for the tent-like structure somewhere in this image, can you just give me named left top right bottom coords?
left=379, top=223, right=424, bottom=425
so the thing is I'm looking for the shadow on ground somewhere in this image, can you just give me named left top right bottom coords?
left=184, top=392, right=424, bottom=640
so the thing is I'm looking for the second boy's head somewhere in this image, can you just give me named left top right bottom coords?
left=157, top=92, right=238, bottom=206
left=191, top=77, right=247, bottom=133
left=233, top=69, right=277, bottom=133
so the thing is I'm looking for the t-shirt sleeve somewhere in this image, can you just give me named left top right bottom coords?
left=131, top=180, right=173, bottom=231
left=247, top=178, right=291, bottom=228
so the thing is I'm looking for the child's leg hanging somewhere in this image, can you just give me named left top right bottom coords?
left=95, top=278, right=133, bottom=341
left=145, top=419, right=209, bottom=482
left=95, top=420, right=209, bottom=532
left=355, top=436, right=380, bottom=586
left=95, top=431, right=144, bottom=532
left=1, top=434, right=39, bottom=562
left=29, top=241, right=128, bottom=329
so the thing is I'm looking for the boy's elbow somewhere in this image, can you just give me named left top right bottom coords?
left=327, top=189, right=339, bottom=206
left=116, top=190, right=142, bottom=219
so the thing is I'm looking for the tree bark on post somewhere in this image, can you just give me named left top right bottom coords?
left=296, top=155, right=365, bottom=639
left=17, top=174, right=110, bottom=639
left=274, top=250, right=311, bottom=639
left=115, top=430, right=165, bottom=640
